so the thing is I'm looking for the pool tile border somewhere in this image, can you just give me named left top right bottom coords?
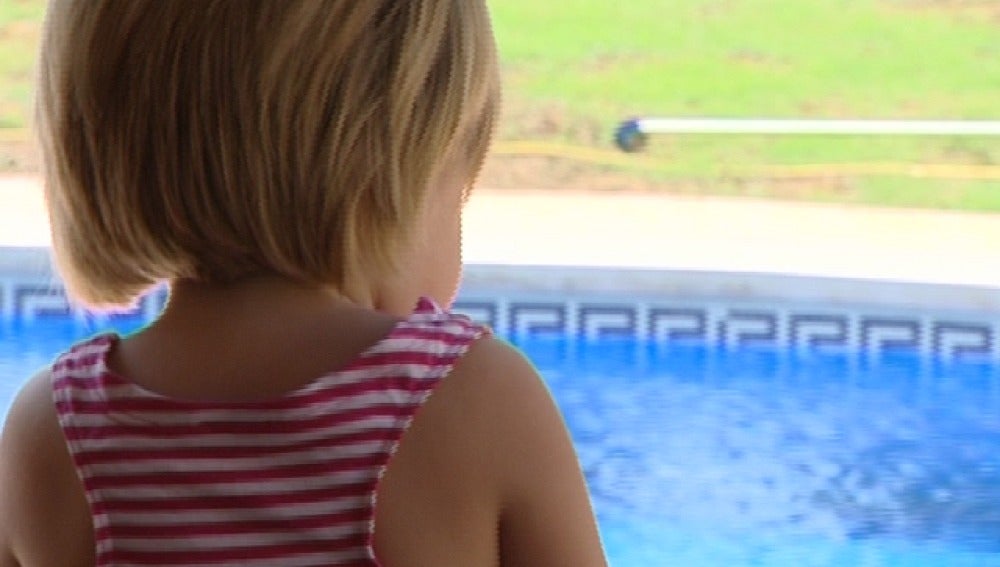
left=3, top=274, right=998, bottom=363
left=451, top=295, right=997, bottom=362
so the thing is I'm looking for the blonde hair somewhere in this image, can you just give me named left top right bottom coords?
left=36, top=0, right=500, bottom=309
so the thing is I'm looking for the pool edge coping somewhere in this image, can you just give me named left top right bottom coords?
left=4, top=245, right=1000, bottom=317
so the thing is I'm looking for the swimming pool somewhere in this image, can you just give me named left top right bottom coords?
left=2, top=292, right=998, bottom=567
left=523, top=338, right=999, bottom=567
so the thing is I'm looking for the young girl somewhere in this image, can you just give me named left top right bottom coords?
left=0, top=1, right=607, bottom=565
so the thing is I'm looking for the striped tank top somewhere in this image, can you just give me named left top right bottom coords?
left=51, top=297, right=488, bottom=566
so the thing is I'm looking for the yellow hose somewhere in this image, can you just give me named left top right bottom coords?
left=491, top=140, right=1000, bottom=181
left=3, top=130, right=997, bottom=180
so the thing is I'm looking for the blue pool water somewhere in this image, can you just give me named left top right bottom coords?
left=2, top=320, right=999, bottom=566
left=519, top=338, right=1000, bottom=566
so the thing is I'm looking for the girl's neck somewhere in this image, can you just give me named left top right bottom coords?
left=109, top=275, right=403, bottom=402
left=167, top=275, right=356, bottom=314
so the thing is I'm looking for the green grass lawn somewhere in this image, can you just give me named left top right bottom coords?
left=2, top=0, right=998, bottom=209
left=491, top=1, right=1000, bottom=123
left=488, top=0, right=1000, bottom=209
left=0, top=0, right=43, bottom=129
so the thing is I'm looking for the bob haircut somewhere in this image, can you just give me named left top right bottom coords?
left=36, top=0, right=500, bottom=309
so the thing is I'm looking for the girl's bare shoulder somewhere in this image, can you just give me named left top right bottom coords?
left=441, top=337, right=609, bottom=567
left=375, top=334, right=607, bottom=566
left=0, top=369, right=94, bottom=567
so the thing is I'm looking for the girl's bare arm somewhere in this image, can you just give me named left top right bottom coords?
left=462, top=338, right=608, bottom=567
left=0, top=371, right=94, bottom=567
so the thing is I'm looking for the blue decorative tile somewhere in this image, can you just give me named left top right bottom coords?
left=719, top=310, right=778, bottom=349
left=15, top=285, right=72, bottom=319
left=577, top=305, right=637, bottom=340
left=70, top=286, right=166, bottom=325
left=7, top=274, right=1000, bottom=364
left=932, top=322, right=993, bottom=360
left=647, top=307, right=707, bottom=343
left=789, top=314, right=850, bottom=351
left=860, top=317, right=922, bottom=354
left=508, top=302, right=567, bottom=337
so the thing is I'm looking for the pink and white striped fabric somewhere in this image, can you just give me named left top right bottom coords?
left=51, top=297, right=487, bottom=566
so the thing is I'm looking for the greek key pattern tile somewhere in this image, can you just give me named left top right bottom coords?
left=452, top=297, right=1000, bottom=362
left=0, top=279, right=168, bottom=325
left=1, top=277, right=997, bottom=361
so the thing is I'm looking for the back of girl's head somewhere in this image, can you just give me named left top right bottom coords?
left=36, top=0, right=500, bottom=309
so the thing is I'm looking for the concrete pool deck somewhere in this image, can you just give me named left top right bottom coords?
left=3, top=174, right=1000, bottom=313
